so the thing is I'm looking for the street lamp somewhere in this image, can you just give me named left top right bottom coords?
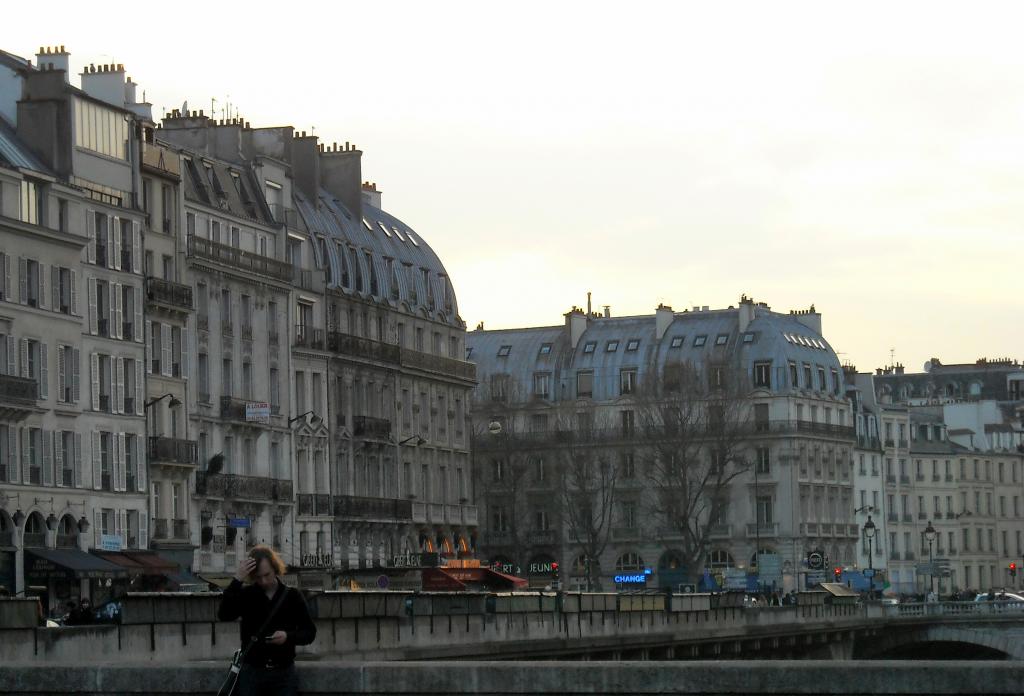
left=863, top=516, right=876, bottom=599
left=144, top=393, right=182, bottom=409
left=924, top=520, right=937, bottom=595
left=399, top=435, right=426, bottom=446
left=288, top=410, right=322, bottom=427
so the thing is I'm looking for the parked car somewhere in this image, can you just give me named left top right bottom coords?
left=974, top=591, right=1024, bottom=602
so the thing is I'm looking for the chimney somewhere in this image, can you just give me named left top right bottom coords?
left=320, top=142, right=362, bottom=218
left=738, top=294, right=756, bottom=333
left=80, top=62, right=129, bottom=109
left=603, top=305, right=611, bottom=318
left=361, top=180, right=382, bottom=209
left=790, top=304, right=822, bottom=336
left=292, top=131, right=321, bottom=202
left=35, top=46, right=70, bottom=81
left=655, top=303, right=674, bottom=340
left=564, top=306, right=589, bottom=350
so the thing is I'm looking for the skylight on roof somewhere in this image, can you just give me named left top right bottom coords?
left=626, top=339, right=640, bottom=352
left=406, top=230, right=419, bottom=246
left=715, top=334, right=729, bottom=346
left=583, top=341, right=596, bottom=354
left=539, top=343, right=552, bottom=356
left=606, top=340, right=619, bottom=352
left=669, top=336, right=684, bottom=348
left=742, top=332, right=756, bottom=343
left=362, top=218, right=373, bottom=231
left=693, top=335, right=707, bottom=347
left=497, top=345, right=511, bottom=357
left=376, top=221, right=392, bottom=237
left=392, top=226, right=406, bottom=242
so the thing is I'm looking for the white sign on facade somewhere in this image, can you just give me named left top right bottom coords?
left=245, top=402, right=270, bottom=424
left=99, top=534, right=123, bottom=552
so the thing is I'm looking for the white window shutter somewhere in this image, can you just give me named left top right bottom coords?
left=51, top=266, right=59, bottom=310
left=117, top=432, right=127, bottom=492
left=139, top=514, right=148, bottom=550
left=145, top=320, right=153, bottom=374
left=134, top=286, right=143, bottom=343
left=90, top=353, right=100, bottom=410
left=115, top=357, right=125, bottom=415
left=136, top=435, right=146, bottom=491
left=8, top=427, right=19, bottom=483
left=39, top=343, right=48, bottom=400
left=109, top=284, right=118, bottom=339
left=19, top=339, right=28, bottom=378
left=21, top=427, right=30, bottom=482
left=116, top=509, right=125, bottom=547
left=86, top=210, right=96, bottom=264
left=92, top=432, right=101, bottom=490
left=93, top=510, right=101, bottom=547
left=71, top=348, right=80, bottom=403
left=41, top=428, right=52, bottom=485
left=114, top=283, right=123, bottom=339
left=135, top=360, right=144, bottom=416
left=2, top=253, right=10, bottom=301
left=88, top=278, right=98, bottom=335
left=180, top=325, right=189, bottom=378
left=6, top=335, right=14, bottom=376
left=18, top=257, right=26, bottom=304
left=111, top=217, right=121, bottom=270
left=38, top=264, right=47, bottom=310
left=54, top=431, right=64, bottom=487
left=133, top=222, right=142, bottom=276
left=74, top=432, right=82, bottom=488
left=161, top=323, right=172, bottom=377
left=70, top=270, right=79, bottom=315
left=57, top=346, right=66, bottom=403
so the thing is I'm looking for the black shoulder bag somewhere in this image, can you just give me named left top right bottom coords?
left=216, top=585, right=290, bottom=696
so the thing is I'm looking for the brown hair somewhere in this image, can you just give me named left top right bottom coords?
left=249, top=545, right=286, bottom=576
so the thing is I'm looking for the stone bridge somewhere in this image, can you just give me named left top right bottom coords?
left=2, top=593, right=1024, bottom=664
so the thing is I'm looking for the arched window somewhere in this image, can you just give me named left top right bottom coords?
left=56, top=515, right=77, bottom=548
left=706, top=549, right=734, bottom=569
left=749, top=547, right=775, bottom=567
left=24, top=512, right=47, bottom=547
left=615, top=552, right=644, bottom=572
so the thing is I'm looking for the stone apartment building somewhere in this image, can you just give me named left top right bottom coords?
left=468, top=296, right=859, bottom=592
left=0, top=44, right=477, bottom=600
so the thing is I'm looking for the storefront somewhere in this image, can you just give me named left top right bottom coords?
left=24, top=549, right=127, bottom=614
left=90, top=550, right=203, bottom=592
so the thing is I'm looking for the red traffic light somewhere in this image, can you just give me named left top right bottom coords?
left=551, top=562, right=558, bottom=570
left=833, top=567, right=842, bottom=576
left=1011, top=563, right=1017, bottom=570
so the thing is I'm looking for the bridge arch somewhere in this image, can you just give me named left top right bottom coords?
left=859, top=624, right=1021, bottom=660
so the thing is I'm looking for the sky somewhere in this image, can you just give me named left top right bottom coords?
left=4, top=1, right=1023, bottom=374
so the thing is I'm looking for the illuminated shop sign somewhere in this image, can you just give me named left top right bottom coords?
left=614, top=574, right=647, bottom=584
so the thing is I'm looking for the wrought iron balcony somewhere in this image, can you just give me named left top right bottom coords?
left=400, top=347, right=477, bottom=382
left=146, top=277, right=194, bottom=313
left=333, top=495, right=412, bottom=521
left=173, top=519, right=189, bottom=540
left=297, top=493, right=333, bottom=516
left=152, top=518, right=169, bottom=540
left=0, top=374, right=39, bottom=421
left=195, top=472, right=293, bottom=502
left=187, top=234, right=292, bottom=283
left=326, top=331, right=401, bottom=364
left=353, top=415, right=391, bottom=439
left=294, top=325, right=325, bottom=350
left=148, top=436, right=198, bottom=466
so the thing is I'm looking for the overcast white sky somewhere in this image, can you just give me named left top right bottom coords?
left=4, top=1, right=1023, bottom=373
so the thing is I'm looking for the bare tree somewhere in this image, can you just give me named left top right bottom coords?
left=554, top=404, right=619, bottom=591
left=636, top=359, right=752, bottom=585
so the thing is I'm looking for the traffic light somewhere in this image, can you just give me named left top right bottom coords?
left=833, top=566, right=842, bottom=581
left=551, top=562, right=560, bottom=588
left=1010, top=562, right=1017, bottom=578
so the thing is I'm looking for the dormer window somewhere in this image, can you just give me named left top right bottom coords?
left=693, top=335, right=707, bottom=347
left=625, top=339, right=640, bottom=352
left=715, top=334, right=729, bottom=346
left=606, top=340, right=619, bottom=353
left=539, top=343, right=552, bottom=356
left=583, top=341, right=596, bottom=354
left=497, top=345, right=511, bottom=357
left=742, top=332, right=756, bottom=343
left=669, top=336, right=684, bottom=348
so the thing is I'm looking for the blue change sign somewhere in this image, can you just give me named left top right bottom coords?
left=614, top=568, right=652, bottom=585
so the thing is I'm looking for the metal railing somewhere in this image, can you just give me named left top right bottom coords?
left=146, top=276, right=193, bottom=313
left=333, top=495, right=413, bottom=521
left=400, top=347, right=477, bottom=381
left=187, top=234, right=292, bottom=282
left=294, top=325, right=325, bottom=349
left=152, top=518, right=169, bottom=540
left=173, top=519, right=189, bottom=539
left=297, top=493, right=333, bottom=516
left=148, top=436, right=198, bottom=465
left=219, top=396, right=267, bottom=425
left=195, top=472, right=293, bottom=501
left=327, top=332, right=401, bottom=364
left=0, top=374, right=38, bottom=406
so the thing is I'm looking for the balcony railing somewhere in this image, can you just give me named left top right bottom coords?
left=294, top=325, right=325, bottom=350
left=146, top=278, right=192, bottom=311
left=528, top=529, right=557, bottom=544
left=353, top=415, right=391, bottom=439
left=187, top=234, right=292, bottom=282
left=326, top=332, right=401, bottom=365
left=173, top=519, right=189, bottom=539
left=152, top=518, right=169, bottom=540
left=148, top=436, right=198, bottom=465
left=0, top=374, right=39, bottom=411
left=612, top=526, right=641, bottom=541
left=297, top=493, right=333, bottom=516
left=412, top=502, right=427, bottom=524
left=746, top=522, right=780, bottom=538
left=332, top=495, right=412, bottom=521
left=220, top=396, right=268, bottom=426
left=195, top=472, right=292, bottom=502
left=400, top=347, right=477, bottom=382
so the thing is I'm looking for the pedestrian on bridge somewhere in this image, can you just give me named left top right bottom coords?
left=218, top=545, right=317, bottom=696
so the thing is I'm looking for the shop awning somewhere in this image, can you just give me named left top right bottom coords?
left=422, top=566, right=528, bottom=591
left=164, top=570, right=207, bottom=591
left=25, top=549, right=128, bottom=580
left=90, top=550, right=179, bottom=575
left=198, top=574, right=236, bottom=589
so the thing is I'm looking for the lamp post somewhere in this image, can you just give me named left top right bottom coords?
left=863, top=516, right=876, bottom=599
left=924, top=520, right=937, bottom=595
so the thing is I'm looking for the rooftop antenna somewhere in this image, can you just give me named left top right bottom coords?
left=210, top=97, right=217, bottom=119
left=889, top=348, right=896, bottom=368
left=586, top=291, right=592, bottom=316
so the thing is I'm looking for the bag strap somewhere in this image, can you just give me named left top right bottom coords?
left=239, top=581, right=291, bottom=659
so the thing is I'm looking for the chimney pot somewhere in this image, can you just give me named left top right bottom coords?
left=60, top=45, right=65, bottom=52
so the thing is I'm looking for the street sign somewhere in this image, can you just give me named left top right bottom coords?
left=807, top=551, right=824, bottom=571
left=99, top=534, right=123, bottom=552
left=227, top=516, right=251, bottom=529
left=376, top=575, right=390, bottom=590
left=724, top=569, right=747, bottom=590
left=758, top=553, right=782, bottom=589
left=862, top=568, right=876, bottom=578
